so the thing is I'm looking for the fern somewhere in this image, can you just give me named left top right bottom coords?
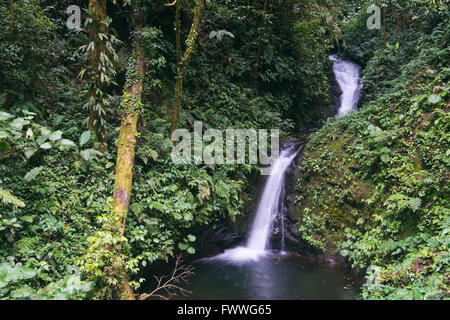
left=0, top=188, right=25, bottom=207
left=16, top=236, right=40, bottom=255
left=0, top=93, right=6, bottom=108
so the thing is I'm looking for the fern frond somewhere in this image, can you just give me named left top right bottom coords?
left=0, top=188, right=25, bottom=207
left=0, top=93, right=6, bottom=108
left=17, top=236, right=40, bottom=254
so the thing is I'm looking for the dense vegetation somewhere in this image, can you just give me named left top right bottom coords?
left=0, top=0, right=448, bottom=300
left=0, top=0, right=343, bottom=299
left=296, top=1, right=449, bottom=299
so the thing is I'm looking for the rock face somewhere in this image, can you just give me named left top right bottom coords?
left=189, top=172, right=266, bottom=260
left=192, top=225, right=244, bottom=261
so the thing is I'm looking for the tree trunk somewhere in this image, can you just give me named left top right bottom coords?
left=110, top=2, right=146, bottom=300
left=88, top=0, right=108, bottom=152
left=169, top=0, right=205, bottom=135
left=175, top=0, right=182, bottom=63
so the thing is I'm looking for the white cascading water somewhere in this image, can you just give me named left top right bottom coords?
left=329, top=55, right=362, bottom=116
left=211, top=144, right=300, bottom=263
left=207, top=56, right=361, bottom=264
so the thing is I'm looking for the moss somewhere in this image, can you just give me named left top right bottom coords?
left=296, top=121, right=378, bottom=254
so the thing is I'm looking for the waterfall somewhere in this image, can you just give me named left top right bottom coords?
left=329, top=55, right=362, bottom=116
left=246, top=145, right=299, bottom=250
left=206, top=57, right=361, bottom=264
left=279, top=182, right=286, bottom=253
left=210, top=143, right=301, bottom=263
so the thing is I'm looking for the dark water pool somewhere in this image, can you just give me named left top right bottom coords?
left=180, top=252, right=362, bottom=300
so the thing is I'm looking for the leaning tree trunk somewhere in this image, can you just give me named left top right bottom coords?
left=88, top=0, right=108, bottom=152
left=169, top=0, right=205, bottom=135
left=110, top=3, right=146, bottom=300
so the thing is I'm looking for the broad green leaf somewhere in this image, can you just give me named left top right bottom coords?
left=24, top=148, right=37, bottom=159
left=79, top=131, right=91, bottom=146
left=53, top=115, right=65, bottom=126
left=130, top=203, right=143, bottom=216
left=22, top=110, right=36, bottom=116
left=36, top=135, right=48, bottom=145
left=173, top=213, right=182, bottom=220
left=187, top=247, right=195, bottom=254
left=0, top=111, right=13, bottom=121
left=9, top=118, right=30, bottom=131
left=20, top=216, right=34, bottom=223
left=26, top=128, right=33, bottom=139
left=24, top=166, right=44, bottom=181
left=59, top=139, right=76, bottom=150
left=20, top=267, right=37, bottom=280
left=10, top=285, right=36, bottom=299
left=428, top=94, right=441, bottom=105
left=80, top=149, right=102, bottom=162
left=49, top=130, right=62, bottom=141
left=40, top=142, right=52, bottom=150
left=40, top=127, right=51, bottom=136
left=105, top=162, right=114, bottom=169
left=80, top=149, right=91, bottom=161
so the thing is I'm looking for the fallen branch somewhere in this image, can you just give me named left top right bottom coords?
left=138, top=255, right=194, bottom=300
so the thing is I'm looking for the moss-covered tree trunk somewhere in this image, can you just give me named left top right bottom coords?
left=88, top=0, right=108, bottom=152
left=113, top=45, right=144, bottom=240
left=169, top=0, right=205, bottom=135
left=110, top=2, right=146, bottom=300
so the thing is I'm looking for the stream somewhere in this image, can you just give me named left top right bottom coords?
left=180, top=55, right=363, bottom=300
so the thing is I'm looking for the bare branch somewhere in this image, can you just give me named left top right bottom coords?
left=138, top=255, right=194, bottom=300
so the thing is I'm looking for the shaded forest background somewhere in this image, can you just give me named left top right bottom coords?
left=0, top=0, right=448, bottom=300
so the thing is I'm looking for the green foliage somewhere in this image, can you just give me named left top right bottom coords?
left=0, top=100, right=113, bottom=299
left=0, top=262, right=94, bottom=300
left=0, top=188, right=25, bottom=208
left=0, top=0, right=86, bottom=115
left=79, top=14, right=122, bottom=140
left=296, top=9, right=449, bottom=299
left=0, top=1, right=55, bottom=97
left=7, top=0, right=439, bottom=301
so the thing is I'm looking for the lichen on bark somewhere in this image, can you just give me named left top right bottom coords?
left=109, top=1, right=146, bottom=299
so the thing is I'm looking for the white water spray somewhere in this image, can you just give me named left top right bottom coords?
left=211, top=144, right=300, bottom=262
left=330, top=55, right=362, bottom=116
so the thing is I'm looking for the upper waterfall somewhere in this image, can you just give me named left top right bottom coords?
left=329, top=55, right=363, bottom=116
